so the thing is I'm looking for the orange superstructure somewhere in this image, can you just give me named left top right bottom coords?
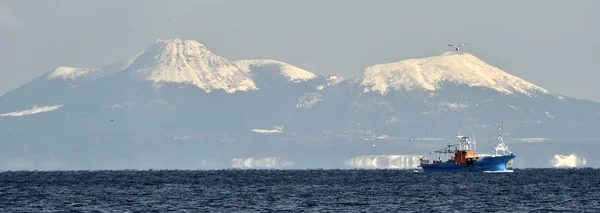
left=453, top=150, right=478, bottom=165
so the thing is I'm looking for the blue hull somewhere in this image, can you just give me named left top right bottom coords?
left=420, top=154, right=516, bottom=172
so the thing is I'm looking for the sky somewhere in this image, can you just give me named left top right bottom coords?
left=1, top=0, right=599, bottom=102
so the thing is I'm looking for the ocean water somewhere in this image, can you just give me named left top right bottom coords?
left=1, top=169, right=598, bottom=212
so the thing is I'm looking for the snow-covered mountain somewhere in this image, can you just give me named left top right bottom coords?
left=0, top=38, right=599, bottom=170
left=0, top=39, right=327, bottom=134
left=361, top=52, right=550, bottom=97
left=127, top=39, right=257, bottom=94
left=308, top=52, right=599, bottom=137
left=0, top=52, right=139, bottom=113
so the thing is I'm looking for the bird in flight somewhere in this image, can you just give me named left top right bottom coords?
left=447, top=43, right=467, bottom=51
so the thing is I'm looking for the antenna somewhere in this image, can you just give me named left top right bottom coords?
left=494, top=121, right=511, bottom=156
left=499, top=121, right=504, bottom=144
left=457, top=101, right=462, bottom=136
left=473, top=132, right=476, bottom=151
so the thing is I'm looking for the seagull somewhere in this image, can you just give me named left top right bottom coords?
left=110, top=120, right=114, bottom=122
left=447, top=43, right=467, bottom=51
left=371, top=142, right=376, bottom=148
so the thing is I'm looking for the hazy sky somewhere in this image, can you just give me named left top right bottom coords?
left=1, top=0, right=599, bottom=102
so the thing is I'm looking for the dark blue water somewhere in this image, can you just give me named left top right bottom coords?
left=1, top=169, right=598, bottom=212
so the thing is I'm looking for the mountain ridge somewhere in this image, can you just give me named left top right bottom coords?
left=0, top=38, right=597, bottom=133
left=14, top=39, right=561, bottom=98
left=1, top=38, right=599, bottom=170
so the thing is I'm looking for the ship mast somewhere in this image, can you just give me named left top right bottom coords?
left=473, top=132, right=476, bottom=151
left=494, top=121, right=511, bottom=156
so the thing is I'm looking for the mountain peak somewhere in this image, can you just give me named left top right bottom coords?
left=361, top=52, right=550, bottom=96
left=234, top=60, right=317, bottom=83
left=127, top=38, right=257, bottom=93
left=153, top=38, right=211, bottom=55
left=440, top=51, right=464, bottom=56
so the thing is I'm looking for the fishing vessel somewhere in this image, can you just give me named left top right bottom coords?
left=418, top=122, right=515, bottom=172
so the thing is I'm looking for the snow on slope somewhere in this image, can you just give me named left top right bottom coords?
left=252, top=126, right=284, bottom=134
left=234, top=60, right=316, bottom=83
left=0, top=104, right=64, bottom=117
left=325, top=75, right=344, bottom=86
left=129, top=39, right=257, bottom=94
left=296, top=92, right=323, bottom=109
left=361, top=52, right=550, bottom=96
left=47, top=51, right=141, bottom=82
left=47, top=67, right=102, bottom=81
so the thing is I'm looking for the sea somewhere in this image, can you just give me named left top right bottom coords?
left=1, top=168, right=598, bottom=212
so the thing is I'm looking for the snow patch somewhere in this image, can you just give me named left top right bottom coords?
left=172, top=136, right=193, bottom=141
left=520, top=120, right=542, bottom=124
left=47, top=67, right=100, bottom=80
left=421, top=102, right=468, bottom=116
left=132, top=39, right=257, bottom=94
left=514, top=138, right=548, bottom=143
left=231, top=157, right=294, bottom=168
left=508, top=104, right=519, bottom=110
left=326, top=75, right=344, bottom=86
left=386, top=116, right=405, bottom=124
left=0, top=104, right=64, bottom=117
left=234, top=59, right=316, bottom=83
left=345, top=155, right=422, bottom=169
left=552, top=154, right=587, bottom=168
left=361, top=52, right=549, bottom=96
left=252, top=126, right=284, bottom=134
left=441, top=102, right=468, bottom=110
left=296, top=92, right=323, bottom=109
left=365, top=134, right=389, bottom=140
